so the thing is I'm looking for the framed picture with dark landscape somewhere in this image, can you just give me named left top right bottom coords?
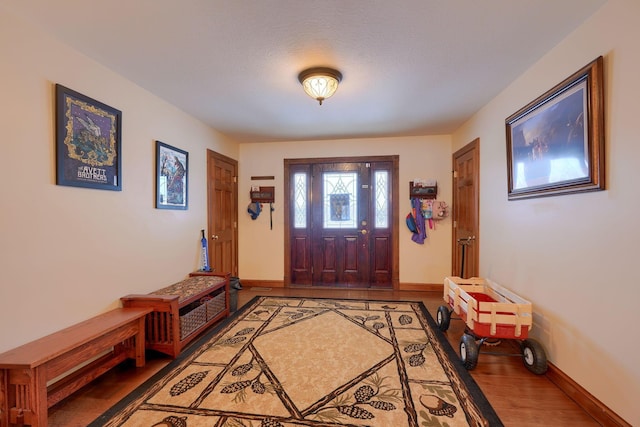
left=505, top=56, right=604, bottom=200
left=156, top=141, right=188, bottom=210
left=55, top=84, right=122, bottom=190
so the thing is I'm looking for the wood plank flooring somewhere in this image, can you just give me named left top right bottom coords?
left=48, top=288, right=601, bottom=426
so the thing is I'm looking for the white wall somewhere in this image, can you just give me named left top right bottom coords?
left=0, top=11, right=239, bottom=352
left=238, top=136, right=453, bottom=285
left=453, top=0, right=638, bottom=423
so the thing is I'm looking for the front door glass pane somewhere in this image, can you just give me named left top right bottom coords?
left=374, top=170, right=389, bottom=228
left=293, top=172, right=307, bottom=228
left=323, top=171, right=357, bottom=229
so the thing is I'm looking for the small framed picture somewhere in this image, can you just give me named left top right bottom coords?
left=55, top=84, right=122, bottom=190
left=155, top=141, right=188, bottom=210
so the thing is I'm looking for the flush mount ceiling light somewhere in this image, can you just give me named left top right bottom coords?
left=298, top=67, right=343, bottom=105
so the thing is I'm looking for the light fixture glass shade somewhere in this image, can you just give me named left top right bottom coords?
left=298, top=67, right=342, bottom=105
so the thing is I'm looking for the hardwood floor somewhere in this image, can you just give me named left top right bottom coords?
left=48, top=287, right=601, bottom=426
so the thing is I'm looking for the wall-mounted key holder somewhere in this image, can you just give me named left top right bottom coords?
left=409, top=181, right=437, bottom=199
left=250, top=186, right=275, bottom=203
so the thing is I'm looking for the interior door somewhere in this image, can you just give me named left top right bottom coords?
left=207, top=150, right=238, bottom=276
left=452, top=139, right=480, bottom=278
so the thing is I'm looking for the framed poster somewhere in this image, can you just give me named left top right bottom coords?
left=505, top=56, right=605, bottom=200
left=156, top=141, right=188, bottom=210
left=55, top=84, right=122, bottom=190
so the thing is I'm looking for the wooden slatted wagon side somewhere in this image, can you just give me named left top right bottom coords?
left=436, top=276, right=548, bottom=374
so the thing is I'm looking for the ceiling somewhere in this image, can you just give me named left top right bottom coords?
left=2, top=1, right=606, bottom=143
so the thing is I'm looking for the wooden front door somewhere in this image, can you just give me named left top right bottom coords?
left=452, top=139, right=480, bottom=278
left=286, top=157, right=398, bottom=288
left=311, top=162, right=371, bottom=286
left=207, top=150, right=238, bottom=276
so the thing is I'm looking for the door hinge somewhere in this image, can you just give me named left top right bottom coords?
left=453, top=220, right=457, bottom=228
left=453, top=171, right=458, bottom=178
left=233, top=176, right=237, bottom=183
left=234, top=221, right=237, bottom=228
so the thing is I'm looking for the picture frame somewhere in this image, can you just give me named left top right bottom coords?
left=155, top=141, right=188, bottom=210
left=55, top=84, right=122, bottom=190
left=505, top=56, right=604, bottom=200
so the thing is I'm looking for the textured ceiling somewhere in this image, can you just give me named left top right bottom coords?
left=2, top=1, right=606, bottom=143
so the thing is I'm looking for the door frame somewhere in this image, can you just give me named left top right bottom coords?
left=284, top=155, right=399, bottom=289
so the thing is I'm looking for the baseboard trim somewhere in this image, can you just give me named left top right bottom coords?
left=241, top=280, right=442, bottom=292
left=240, top=279, right=285, bottom=288
left=546, top=362, right=631, bottom=426
left=399, top=282, right=442, bottom=292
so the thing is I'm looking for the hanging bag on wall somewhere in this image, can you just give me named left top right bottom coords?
left=247, top=202, right=262, bottom=220
left=432, top=201, right=449, bottom=220
left=406, top=212, right=418, bottom=233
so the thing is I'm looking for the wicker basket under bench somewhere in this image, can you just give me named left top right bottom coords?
left=121, top=273, right=230, bottom=358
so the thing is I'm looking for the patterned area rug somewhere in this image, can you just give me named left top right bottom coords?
left=90, top=296, right=502, bottom=427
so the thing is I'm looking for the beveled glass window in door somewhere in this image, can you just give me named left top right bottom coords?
left=374, top=170, right=389, bottom=228
left=323, top=172, right=357, bottom=228
left=293, top=172, right=307, bottom=228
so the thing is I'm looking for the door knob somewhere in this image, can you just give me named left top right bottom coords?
left=211, top=235, right=219, bottom=240
left=359, top=229, right=368, bottom=235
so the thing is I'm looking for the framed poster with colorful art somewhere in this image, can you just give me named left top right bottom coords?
left=156, top=141, right=188, bottom=210
left=55, top=84, right=122, bottom=190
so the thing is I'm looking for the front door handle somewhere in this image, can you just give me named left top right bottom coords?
left=211, top=235, right=219, bottom=240
left=359, top=229, right=368, bottom=235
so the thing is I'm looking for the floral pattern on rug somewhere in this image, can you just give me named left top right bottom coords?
left=90, top=297, right=502, bottom=427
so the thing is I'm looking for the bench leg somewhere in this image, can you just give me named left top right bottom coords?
left=135, top=316, right=146, bottom=368
left=1, top=369, right=7, bottom=427
left=2, top=368, right=48, bottom=427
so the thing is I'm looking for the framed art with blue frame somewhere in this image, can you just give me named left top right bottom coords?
left=156, top=140, right=188, bottom=210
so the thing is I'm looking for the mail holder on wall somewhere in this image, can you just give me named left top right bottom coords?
left=250, top=186, right=275, bottom=203
left=409, top=181, right=437, bottom=199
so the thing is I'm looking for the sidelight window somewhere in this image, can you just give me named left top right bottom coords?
left=374, top=170, right=389, bottom=228
left=293, top=172, right=307, bottom=228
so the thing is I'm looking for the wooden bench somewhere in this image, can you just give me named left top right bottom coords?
left=121, top=273, right=229, bottom=358
left=0, top=307, right=151, bottom=427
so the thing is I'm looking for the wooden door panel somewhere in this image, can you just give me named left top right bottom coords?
left=373, top=237, right=390, bottom=272
left=343, top=235, right=359, bottom=272
left=207, top=151, right=238, bottom=277
left=318, top=237, right=337, bottom=283
left=291, top=237, right=309, bottom=271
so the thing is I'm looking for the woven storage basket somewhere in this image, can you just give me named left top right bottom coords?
left=180, top=303, right=208, bottom=339
left=206, top=291, right=226, bottom=320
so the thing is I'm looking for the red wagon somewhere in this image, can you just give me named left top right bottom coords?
left=436, top=276, right=547, bottom=374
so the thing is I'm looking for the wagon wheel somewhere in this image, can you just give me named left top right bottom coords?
left=436, top=306, right=451, bottom=331
left=521, top=338, right=548, bottom=374
left=460, top=333, right=479, bottom=370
